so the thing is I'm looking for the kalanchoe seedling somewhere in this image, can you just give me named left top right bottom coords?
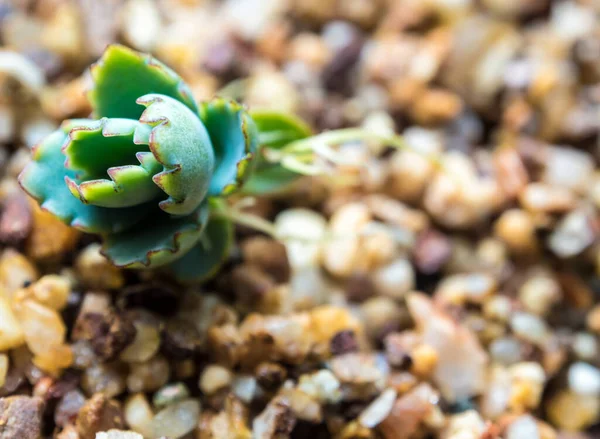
left=18, top=45, right=284, bottom=281
left=19, top=45, right=409, bottom=282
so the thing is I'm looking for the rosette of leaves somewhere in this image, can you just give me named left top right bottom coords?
left=18, top=45, right=268, bottom=281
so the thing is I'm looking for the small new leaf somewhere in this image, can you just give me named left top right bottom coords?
left=89, top=44, right=198, bottom=120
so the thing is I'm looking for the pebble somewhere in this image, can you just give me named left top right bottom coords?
left=412, top=229, right=451, bottom=274
left=546, top=389, right=600, bottom=431
left=0, top=354, right=7, bottom=388
left=378, top=383, right=438, bottom=439
left=509, top=362, right=546, bottom=411
left=504, top=415, right=540, bottom=439
left=0, top=297, right=24, bottom=351
left=123, top=394, right=153, bottom=438
left=0, top=191, right=32, bottom=245
left=586, top=305, right=600, bottom=333
left=372, top=258, right=415, bottom=299
left=297, top=369, right=342, bottom=404
left=388, top=149, right=435, bottom=203
left=275, top=209, right=327, bottom=269
left=0, top=105, right=14, bottom=144
left=0, top=395, right=45, bottom=439
left=26, top=202, right=80, bottom=262
left=510, top=312, right=549, bottom=345
left=484, top=296, right=513, bottom=323
left=0, top=249, right=38, bottom=298
left=246, top=71, right=299, bottom=113
left=360, top=297, right=405, bottom=342
left=121, top=0, right=162, bottom=52
left=489, top=337, right=523, bottom=365
left=81, top=363, right=127, bottom=398
left=153, top=383, right=190, bottom=409
left=442, top=410, right=486, bottom=439
left=568, top=363, right=600, bottom=396
left=572, top=332, right=598, bottom=361
left=519, top=183, right=576, bottom=214
left=76, top=394, right=125, bottom=439
left=127, top=355, right=170, bottom=393
left=493, top=147, right=529, bottom=199
left=548, top=208, right=597, bottom=258
left=436, top=273, right=497, bottom=306
left=543, top=146, right=594, bottom=194
left=358, top=388, right=397, bottom=428
left=75, top=244, right=124, bottom=290
left=199, top=365, right=233, bottom=395
left=407, top=294, right=488, bottom=402
left=96, top=431, right=143, bottom=439
left=518, top=273, right=561, bottom=316
left=13, top=299, right=66, bottom=356
left=119, top=318, right=160, bottom=363
left=494, top=209, right=538, bottom=255
left=323, top=202, right=371, bottom=277
left=232, top=375, right=258, bottom=404
left=410, top=344, right=439, bottom=378
left=151, top=399, right=201, bottom=439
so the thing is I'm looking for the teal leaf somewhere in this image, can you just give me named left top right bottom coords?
left=198, top=98, right=258, bottom=196
left=243, top=110, right=312, bottom=195
left=135, top=94, right=215, bottom=216
left=88, top=44, right=198, bottom=120
left=18, top=123, right=153, bottom=234
left=168, top=214, right=233, bottom=282
left=101, top=204, right=210, bottom=269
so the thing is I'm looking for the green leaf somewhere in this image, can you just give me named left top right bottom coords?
left=101, top=204, right=210, bottom=269
left=240, top=164, right=301, bottom=195
left=18, top=123, right=153, bottom=234
left=63, top=118, right=144, bottom=178
left=250, top=110, right=312, bottom=149
left=135, top=94, right=215, bottom=216
left=66, top=157, right=163, bottom=208
left=198, top=98, right=258, bottom=196
left=88, top=44, right=198, bottom=120
left=168, top=214, right=233, bottom=282
left=243, top=110, right=312, bottom=195
left=61, top=118, right=163, bottom=208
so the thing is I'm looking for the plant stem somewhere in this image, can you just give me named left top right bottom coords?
left=212, top=207, right=279, bottom=239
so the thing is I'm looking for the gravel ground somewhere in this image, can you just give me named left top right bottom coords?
left=1, top=0, right=600, bottom=438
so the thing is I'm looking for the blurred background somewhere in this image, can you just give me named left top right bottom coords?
left=1, top=0, right=599, bottom=147
left=2, top=1, right=600, bottom=437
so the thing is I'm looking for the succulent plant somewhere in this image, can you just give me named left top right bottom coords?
left=18, top=45, right=310, bottom=281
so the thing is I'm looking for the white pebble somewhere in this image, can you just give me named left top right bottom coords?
left=275, top=209, right=327, bottom=269
left=298, top=370, right=342, bottom=404
left=95, top=431, right=143, bottom=439
left=572, top=333, right=598, bottom=361
left=122, top=0, right=162, bottom=52
left=199, top=365, right=233, bottom=395
left=568, top=362, right=600, bottom=396
left=151, top=399, right=201, bottom=439
left=373, top=258, right=415, bottom=299
left=232, top=375, right=258, bottom=403
left=510, top=312, right=548, bottom=345
left=548, top=209, right=596, bottom=258
left=504, top=415, right=540, bottom=439
left=358, top=388, right=397, bottom=428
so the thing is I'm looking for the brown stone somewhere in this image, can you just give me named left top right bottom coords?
left=0, top=396, right=45, bottom=439
left=76, top=394, right=125, bottom=439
